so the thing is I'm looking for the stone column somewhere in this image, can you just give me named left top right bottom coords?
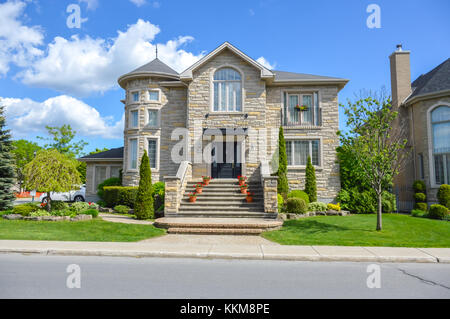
left=164, top=177, right=181, bottom=214
left=263, top=176, right=278, bottom=214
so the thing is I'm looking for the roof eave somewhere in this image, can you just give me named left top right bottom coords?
left=78, top=158, right=124, bottom=162
left=403, top=89, right=450, bottom=106
left=118, top=72, right=180, bottom=88
left=269, top=79, right=350, bottom=91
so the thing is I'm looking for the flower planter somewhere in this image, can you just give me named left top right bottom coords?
left=202, top=176, right=211, bottom=185
left=240, top=188, right=248, bottom=194
left=189, top=196, right=197, bottom=203
left=196, top=188, right=203, bottom=194
left=246, top=196, right=253, bottom=203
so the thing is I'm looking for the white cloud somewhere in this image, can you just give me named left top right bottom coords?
left=78, top=0, right=99, bottom=11
left=256, top=56, right=275, bottom=70
left=19, top=19, right=204, bottom=96
left=129, top=0, right=146, bottom=7
left=1, top=95, right=124, bottom=140
left=0, top=0, right=44, bottom=76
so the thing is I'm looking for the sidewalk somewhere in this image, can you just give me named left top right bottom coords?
left=0, top=239, right=449, bottom=263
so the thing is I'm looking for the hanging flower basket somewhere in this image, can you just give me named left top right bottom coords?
left=295, top=104, right=309, bottom=111
left=188, top=192, right=197, bottom=203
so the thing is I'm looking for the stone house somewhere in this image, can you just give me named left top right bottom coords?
left=80, top=42, right=348, bottom=215
left=390, top=45, right=450, bottom=210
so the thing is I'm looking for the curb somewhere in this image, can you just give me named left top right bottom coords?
left=0, top=248, right=445, bottom=263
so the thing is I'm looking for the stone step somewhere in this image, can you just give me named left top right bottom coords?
left=178, top=205, right=264, bottom=211
left=166, top=212, right=275, bottom=218
left=167, top=228, right=264, bottom=235
left=181, top=198, right=263, bottom=204
left=185, top=186, right=262, bottom=192
left=182, top=192, right=262, bottom=197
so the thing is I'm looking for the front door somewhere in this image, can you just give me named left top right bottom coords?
left=211, top=141, right=241, bottom=179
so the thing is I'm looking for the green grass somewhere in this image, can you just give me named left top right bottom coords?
left=262, top=214, right=450, bottom=247
left=0, top=218, right=166, bottom=242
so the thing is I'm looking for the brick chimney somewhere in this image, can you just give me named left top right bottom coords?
left=389, top=44, right=411, bottom=108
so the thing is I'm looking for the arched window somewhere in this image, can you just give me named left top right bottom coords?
left=213, top=68, right=242, bottom=112
left=431, top=105, right=450, bottom=184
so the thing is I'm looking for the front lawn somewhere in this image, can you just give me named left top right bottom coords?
left=262, top=214, right=450, bottom=247
left=0, top=218, right=165, bottom=242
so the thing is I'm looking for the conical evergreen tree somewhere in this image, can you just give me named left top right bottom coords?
left=305, top=156, right=317, bottom=202
left=0, top=106, right=16, bottom=211
left=135, top=150, right=154, bottom=220
left=276, top=127, right=289, bottom=198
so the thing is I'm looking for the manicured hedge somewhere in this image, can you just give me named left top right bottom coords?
left=437, top=184, right=450, bottom=209
left=287, top=190, right=310, bottom=204
left=103, top=186, right=138, bottom=208
left=414, top=202, right=428, bottom=212
left=286, top=198, right=307, bottom=214
left=97, top=177, right=122, bottom=199
left=412, top=180, right=426, bottom=193
left=13, top=203, right=40, bottom=216
left=429, top=204, right=449, bottom=220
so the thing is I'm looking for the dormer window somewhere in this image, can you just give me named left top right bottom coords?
left=213, top=68, right=242, bottom=112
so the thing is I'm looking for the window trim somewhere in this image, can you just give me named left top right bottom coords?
left=285, top=137, right=323, bottom=169
left=145, top=137, right=160, bottom=171
left=145, top=107, right=161, bottom=128
left=210, top=65, right=244, bottom=113
left=130, top=91, right=140, bottom=104
left=127, top=136, right=139, bottom=172
left=147, top=89, right=161, bottom=103
left=427, top=102, right=450, bottom=187
left=282, top=90, right=321, bottom=127
left=92, top=165, right=123, bottom=194
left=129, top=108, right=139, bottom=129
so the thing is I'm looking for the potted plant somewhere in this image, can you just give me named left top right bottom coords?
left=195, top=182, right=204, bottom=194
left=240, top=183, right=248, bottom=194
left=202, top=176, right=211, bottom=186
left=246, top=192, right=253, bottom=203
left=188, top=192, right=197, bottom=203
left=295, top=104, right=309, bottom=111
left=238, top=175, right=247, bottom=186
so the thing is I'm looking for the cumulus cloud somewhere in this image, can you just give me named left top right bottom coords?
left=0, top=0, right=44, bottom=76
left=1, top=96, right=124, bottom=139
left=18, top=19, right=204, bottom=96
left=256, top=57, right=275, bottom=70
left=129, top=0, right=147, bottom=7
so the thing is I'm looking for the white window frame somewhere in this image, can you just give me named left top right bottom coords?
left=285, top=91, right=319, bottom=126
left=145, top=107, right=161, bottom=128
left=285, top=137, right=322, bottom=169
left=92, top=165, right=122, bottom=194
left=130, top=91, right=140, bottom=103
left=427, top=102, right=450, bottom=187
left=127, top=137, right=139, bottom=172
left=129, top=108, right=139, bottom=129
left=145, top=137, right=160, bottom=171
left=147, top=89, right=161, bottom=103
left=210, top=65, right=244, bottom=113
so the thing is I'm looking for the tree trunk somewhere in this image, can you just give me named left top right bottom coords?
left=46, top=192, right=51, bottom=212
left=376, top=186, right=382, bottom=231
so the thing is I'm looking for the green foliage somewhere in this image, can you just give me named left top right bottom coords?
left=0, top=106, right=16, bottom=211
left=77, top=161, right=87, bottom=184
left=80, top=209, right=98, bottom=218
left=11, top=139, right=42, bottom=192
left=152, top=181, right=165, bottom=212
left=37, top=124, right=87, bottom=158
left=277, top=194, right=284, bottom=213
left=135, top=151, right=154, bottom=220
left=97, top=177, right=122, bottom=199
left=414, top=202, right=428, bottom=212
left=382, top=191, right=397, bottom=213
left=336, top=144, right=371, bottom=191
left=308, top=202, right=328, bottom=212
left=286, top=198, right=307, bottom=215
left=287, top=190, right=310, bottom=204
left=24, top=149, right=81, bottom=211
left=13, top=203, right=40, bottom=216
left=413, top=180, right=426, bottom=193
left=52, top=209, right=76, bottom=218
left=70, top=202, right=91, bottom=213
left=327, top=203, right=341, bottom=211
left=96, top=200, right=107, bottom=207
left=114, top=205, right=131, bottom=214
left=437, top=184, right=450, bottom=209
left=51, top=201, right=69, bottom=211
left=103, top=186, right=138, bottom=208
left=30, top=210, right=52, bottom=217
left=275, top=127, right=289, bottom=197
left=337, top=188, right=396, bottom=214
left=413, top=193, right=427, bottom=203
left=411, top=209, right=428, bottom=218
left=428, top=204, right=449, bottom=220
left=304, top=156, right=317, bottom=202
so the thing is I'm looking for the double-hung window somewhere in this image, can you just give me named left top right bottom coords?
left=148, top=139, right=157, bottom=169
left=213, top=68, right=242, bottom=112
left=284, top=92, right=320, bottom=126
left=147, top=109, right=159, bottom=127
left=129, top=138, right=138, bottom=170
left=286, top=140, right=320, bottom=166
left=431, top=106, right=450, bottom=184
left=130, top=110, right=139, bottom=128
left=132, top=92, right=139, bottom=103
left=148, top=90, right=159, bottom=102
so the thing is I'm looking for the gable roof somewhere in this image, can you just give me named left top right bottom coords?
left=118, top=58, right=179, bottom=88
left=180, top=42, right=274, bottom=80
left=79, top=147, right=124, bottom=161
left=406, top=58, right=450, bottom=103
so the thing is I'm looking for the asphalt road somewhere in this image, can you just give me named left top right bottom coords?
left=0, top=254, right=449, bottom=299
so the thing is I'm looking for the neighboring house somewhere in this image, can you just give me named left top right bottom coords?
left=390, top=44, right=450, bottom=210
left=80, top=42, right=348, bottom=213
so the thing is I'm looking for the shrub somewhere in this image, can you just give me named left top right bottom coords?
left=308, top=202, right=327, bottom=212
left=277, top=194, right=284, bottom=212
left=51, top=201, right=69, bottom=211
left=96, top=200, right=107, bottom=207
left=382, top=191, right=397, bottom=213
left=327, top=203, right=341, bottom=211
left=413, top=180, right=426, bottom=193
left=52, top=209, right=76, bottom=218
left=135, top=151, right=154, bottom=220
left=287, top=190, right=310, bottom=204
left=103, top=186, right=138, bottom=208
left=411, top=209, right=428, bottom=218
left=338, top=188, right=376, bottom=214
left=30, top=210, right=52, bottom=217
left=70, top=202, right=91, bottom=213
left=305, top=156, right=317, bottom=202
left=80, top=209, right=99, bottom=218
left=437, top=184, right=450, bottom=209
left=87, top=202, right=99, bottom=210
left=286, top=198, right=307, bottom=215
left=276, top=127, right=289, bottom=197
left=153, top=182, right=165, bottom=212
left=428, top=204, right=449, bottom=220
left=97, top=177, right=122, bottom=199
left=114, top=205, right=131, bottom=214
left=13, top=203, right=40, bottom=216
left=414, top=202, right=428, bottom=212
left=413, top=193, right=426, bottom=203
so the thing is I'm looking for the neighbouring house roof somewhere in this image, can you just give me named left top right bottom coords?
left=271, top=70, right=349, bottom=90
left=405, top=58, right=450, bottom=104
left=79, top=147, right=124, bottom=162
left=118, top=58, right=180, bottom=88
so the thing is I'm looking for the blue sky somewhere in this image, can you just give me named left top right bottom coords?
left=0, top=0, right=449, bottom=154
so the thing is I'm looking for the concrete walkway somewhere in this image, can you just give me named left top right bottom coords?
left=0, top=240, right=449, bottom=263
left=99, top=213, right=154, bottom=225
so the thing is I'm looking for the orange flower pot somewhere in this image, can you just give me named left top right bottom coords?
left=203, top=180, right=210, bottom=186
left=241, top=188, right=247, bottom=194
left=196, top=188, right=203, bottom=194
left=246, top=196, right=253, bottom=203
left=189, top=197, right=197, bottom=203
